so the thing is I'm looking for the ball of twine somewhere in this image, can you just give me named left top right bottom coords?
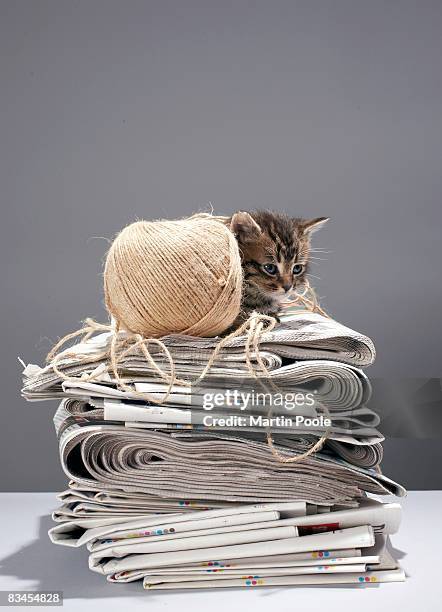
left=103, top=214, right=243, bottom=338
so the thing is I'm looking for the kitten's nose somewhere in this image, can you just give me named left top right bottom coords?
left=283, top=283, right=292, bottom=293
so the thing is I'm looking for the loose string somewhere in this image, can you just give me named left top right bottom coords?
left=47, top=319, right=179, bottom=404
left=45, top=285, right=331, bottom=462
left=231, top=307, right=332, bottom=464
left=45, top=313, right=276, bottom=405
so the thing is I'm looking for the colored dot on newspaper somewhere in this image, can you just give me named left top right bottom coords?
left=319, top=552, right=323, bottom=557
left=358, top=577, right=364, bottom=582
left=245, top=581, right=251, bottom=586
left=365, top=577, right=370, bottom=582
left=318, top=566, right=323, bottom=570
left=208, top=562, right=213, bottom=566
left=185, top=501, right=190, bottom=506
left=179, top=501, right=184, bottom=506
left=312, top=552, right=318, bottom=558
left=164, top=529, right=168, bottom=534
left=252, top=581, right=257, bottom=585
left=254, top=576, right=259, bottom=579
left=214, top=562, right=219, bottom=566
left=258, top=580, right=264, bottom=585
left=156, top=529, right=162, bottom=535
left=371, top=577, right=377, bottom=582
left=324, top=551, right=330, bottom=557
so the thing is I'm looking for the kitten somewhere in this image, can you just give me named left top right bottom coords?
left=229, top=210, right=328, bottom=324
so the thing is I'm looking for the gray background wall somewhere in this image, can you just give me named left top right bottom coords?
left=1, top=0, right=441, bottom=491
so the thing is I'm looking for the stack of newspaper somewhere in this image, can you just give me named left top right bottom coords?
left=21, top=308, right=406, bottom=589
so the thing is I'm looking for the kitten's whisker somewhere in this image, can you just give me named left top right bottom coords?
left=307, top=273, right=321, bottom=280
left=309, top=256, right=328, bottom=261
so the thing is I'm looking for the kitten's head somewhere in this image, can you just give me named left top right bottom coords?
left=230, top=210, right=328, bottom=299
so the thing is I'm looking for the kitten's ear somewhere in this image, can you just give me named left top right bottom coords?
left=301, top=217, right=329, bottom=235
left=230, top=211, right=262, bottom=242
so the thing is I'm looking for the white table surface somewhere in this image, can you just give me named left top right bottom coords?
left=0, top=491, right=439, bottom=611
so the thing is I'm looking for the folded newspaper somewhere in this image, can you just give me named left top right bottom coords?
left=47, top=498, right=405, bottom=587
left=22, top=311, right=375, bottom=398
left=53, top=399, right=403, bottom=508
left=21, top=309, right=406, bottom=589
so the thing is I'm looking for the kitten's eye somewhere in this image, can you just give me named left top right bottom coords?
left=262, top=263, right=278, bottom=276
left=292, top=264, right=304, bottom=275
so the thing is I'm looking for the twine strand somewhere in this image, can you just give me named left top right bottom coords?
left=45, top=286, right=330, bottom=462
